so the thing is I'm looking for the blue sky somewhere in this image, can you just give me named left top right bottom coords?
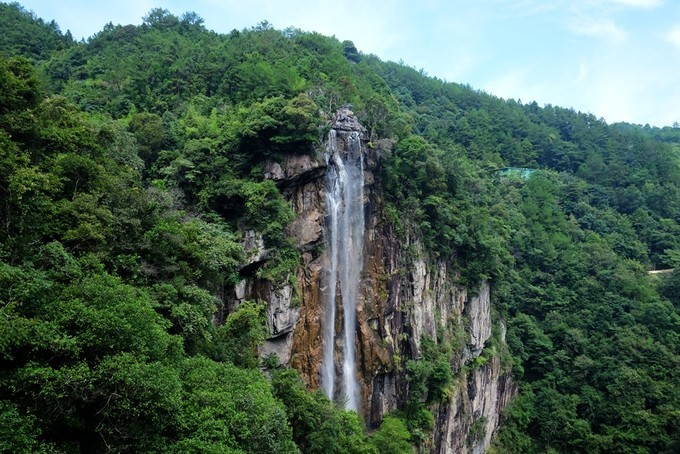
left=17, top=0, right=680, bottom=127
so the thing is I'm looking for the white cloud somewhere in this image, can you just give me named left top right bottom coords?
left=667, top=26, right=680, bottom=48
left=489, top=0, right=560, bottom=17
left=481, top=69, right=550, bottom=104
left=577, top=61, right=589, bottom=82
left=482, top=71, right=528, bottom=99
left=570, top=17, right=627, bottom=42
left=568, top=46, right=679, bottom=126
left=609, top=0, right=662, bottom=7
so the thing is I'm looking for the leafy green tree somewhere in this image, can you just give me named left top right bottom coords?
left=175, top=357, right=298, bottom=453
left=371, top=416, right=414, bottom=453
left=128, top=111, right=166, bottom=167
left=211, top=301, right=267, bottom=368
left=0, top=400, right=50, bottom=452
left=0, top=2, right=74, bottom=62
left=0, top=56, right=41, bottom=140
left=272, top=369, right=376, bottom=453
left=659, top=270, right=680, bottom=307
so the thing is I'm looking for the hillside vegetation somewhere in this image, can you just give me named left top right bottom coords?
left=1, top=3, right=679, bottom=452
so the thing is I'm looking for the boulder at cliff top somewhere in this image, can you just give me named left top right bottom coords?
left=332, top=105, right=367, bottom=133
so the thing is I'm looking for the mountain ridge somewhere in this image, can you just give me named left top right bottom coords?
left=1, top=3, right=679, bottom=453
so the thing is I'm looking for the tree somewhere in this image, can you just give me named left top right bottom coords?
left=211, top=301, right=267, bottom=368
left=371, top=416, right=413, bottom=453
left=659, top=270, right=680, bottom=307
left=343, top=40, right=361, bottom=63
left=128, top=111, right=166, bottom=167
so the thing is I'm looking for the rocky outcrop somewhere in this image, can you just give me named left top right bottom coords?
left=224, top=107, right=516, bottom=453
left=435, top=355, right=517, bottom=454
left=468, top=283, right=492, bottom=356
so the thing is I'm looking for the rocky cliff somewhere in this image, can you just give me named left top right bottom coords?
left=226, top=107, right=516, bottom=453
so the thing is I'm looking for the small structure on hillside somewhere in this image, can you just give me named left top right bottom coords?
left=496, top=167, right=537, bottom=181
left=648, top=269, right=674, bottom=275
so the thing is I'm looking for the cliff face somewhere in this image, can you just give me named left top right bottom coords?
left=226, top=108, right=516, bottom=452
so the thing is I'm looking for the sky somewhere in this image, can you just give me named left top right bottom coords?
left=16, top=0, right=680, bottom=127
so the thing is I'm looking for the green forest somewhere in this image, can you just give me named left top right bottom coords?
left=1, top=2, right=679, bottom=452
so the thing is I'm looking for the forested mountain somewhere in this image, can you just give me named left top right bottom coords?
left=1, top=3, right=679, bottom=453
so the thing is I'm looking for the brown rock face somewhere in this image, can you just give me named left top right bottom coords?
left=289, top=250, right=325, bottom=389
left=433, top=354, right=517, bottom=454
left=224, top=108, right=515, bottom=452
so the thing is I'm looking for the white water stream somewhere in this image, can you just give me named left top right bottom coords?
left=321, top=129, right=364, bottom=412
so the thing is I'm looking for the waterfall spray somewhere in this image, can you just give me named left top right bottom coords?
left=321, top=128, right=365, bottom=412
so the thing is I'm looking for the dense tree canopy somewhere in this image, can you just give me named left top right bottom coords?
left=1, top=3, right=679, bottom=452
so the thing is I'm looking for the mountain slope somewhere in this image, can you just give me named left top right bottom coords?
left=1, top=4, right=679, bottom=453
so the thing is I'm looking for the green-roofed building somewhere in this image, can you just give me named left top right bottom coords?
left=497, top=167, right=537, bottom=181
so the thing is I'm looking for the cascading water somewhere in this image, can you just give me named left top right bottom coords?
left=321, top=128, right=365, bottom=412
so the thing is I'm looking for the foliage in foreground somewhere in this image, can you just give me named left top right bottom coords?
left=1, top=3, right=680, bottom=452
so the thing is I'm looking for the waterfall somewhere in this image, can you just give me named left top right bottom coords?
left=322, top=129, right=364, bottom=412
